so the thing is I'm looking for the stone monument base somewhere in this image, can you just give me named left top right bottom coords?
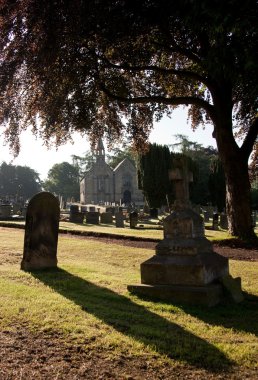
left=140, top=251, right=229, bottom=286
left=127, top=283, right=224, bottom=307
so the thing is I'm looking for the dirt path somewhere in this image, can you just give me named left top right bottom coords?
left=0, top=325, right=257, bottom=380
left=66, top=234, right=258, bottom=262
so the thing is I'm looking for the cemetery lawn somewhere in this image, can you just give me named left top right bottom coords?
left=0, top=227, right=257, bottom=379
left=0, top=219, right=236, bottom=242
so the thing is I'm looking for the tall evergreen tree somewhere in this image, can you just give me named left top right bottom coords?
left=138, top=143, right=173, bottom=209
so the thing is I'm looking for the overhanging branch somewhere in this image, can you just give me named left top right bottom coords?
left=100, top=84, right=216, bottom=122
left=100, top=56, right=213, bottom=90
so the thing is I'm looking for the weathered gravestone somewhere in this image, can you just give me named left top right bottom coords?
left=100, top=212, right=113, bottom=224
left=128, top=161, right=241, bottom=306
left=86, top=211, right=99, bottom=224
left=129, top=211, right=138, bottom=228
left=0, top=204, right=12, bottom=219
left=69, top=204, right=84, bottom=223
left=212, top=212, right=219, bottom=230
left=115, top=212, right=124, bottom=228
left=220, top=213, right=228, bottom=230
left=21, top=192, right=60, bottom=271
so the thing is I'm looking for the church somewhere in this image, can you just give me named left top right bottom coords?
left=80, top=139, right=144, bottom=206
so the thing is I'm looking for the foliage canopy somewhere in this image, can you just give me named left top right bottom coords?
left=1, top=0, right=257, bottom=154
left=0, top=0, right=257, bottom=239
left=0, top=162, right=41, bottom=201
left=43, top=162, right=80, bottom=200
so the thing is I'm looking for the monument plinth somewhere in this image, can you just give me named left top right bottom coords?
left=128, top=163, right=238, bottom=306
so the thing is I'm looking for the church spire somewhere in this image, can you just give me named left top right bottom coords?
left=94, top=138, right=105, bottom=162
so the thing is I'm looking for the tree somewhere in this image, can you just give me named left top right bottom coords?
left=171, top=135, right=219, bottom=205
left=0, top=1, right=257, bottom=240
left=138, top=143, right=174, bottom=209
left=71, top=152, right=95, bottom=177
left=0, top=162, right=42, bottom=201
left=106, top=143, right=136, bottom=169
left=208, top=158, right=226, bottom=212
left=43, top=162, right=80, bottom=201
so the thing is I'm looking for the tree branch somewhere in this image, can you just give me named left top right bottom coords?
left=100, top=56, right=212, bottom=89
left=241, top=117, right=258, bottom=159
left=100, top=83, right=216, bottom=122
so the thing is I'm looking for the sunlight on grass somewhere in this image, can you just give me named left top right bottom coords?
left=0, top=227, right=257, bottom=371
left=0, top=219, right=242, bottom=242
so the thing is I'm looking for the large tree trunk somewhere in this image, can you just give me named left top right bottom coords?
left=224, top=158, right=255, bottom=239
left=214, top=97, right=256, bottom=241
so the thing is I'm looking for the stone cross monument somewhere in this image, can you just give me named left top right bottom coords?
left=169, top=165, right=193, bottom=209
left=128, top=161, right=242, bottom=306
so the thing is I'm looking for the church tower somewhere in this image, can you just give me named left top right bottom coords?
left=94, top=138, right=105, bottom=163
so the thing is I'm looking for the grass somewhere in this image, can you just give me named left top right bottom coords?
left=0, top=227, right=257, bottom=373
left=0, top=219, right=234, bottom=242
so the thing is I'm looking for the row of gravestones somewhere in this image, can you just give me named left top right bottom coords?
left=69, top=208, right=138, bottom=228
left=0, top=203, right=27, bottom=219
left=69, top=210, right=125, bottom=226
left=21, top=192, right=130, bottom=270
left=203, top=210, right=256, bottom=230
left=21, top=192, right=142, bottom=270
left=202, top=210, right=228, bottom=230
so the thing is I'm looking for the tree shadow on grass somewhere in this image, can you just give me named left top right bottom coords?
left=31, top=267, right=233, bottom=372
left=180, top=292, right=258, bottom=338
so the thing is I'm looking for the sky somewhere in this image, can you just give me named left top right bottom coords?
left=0, top=107, right=217, bottom=181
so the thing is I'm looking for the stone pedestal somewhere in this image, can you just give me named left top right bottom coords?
left=128, top=204, right=231, bottom=306
left=128, top=283, right=223, bottom=307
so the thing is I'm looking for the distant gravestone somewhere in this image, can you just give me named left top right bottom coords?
left=130, top=211, right=138, bottom=228
left=212, top=212, right=219, bottom=230
left=220, top=213, right=228, bottom=230
left=69, top=204, right=84, bottom=223
left=0, top=204, right=12, bottom=218
left=86, top=211, right=99, bottom=224
left=115, top=212, right=124, bottom=228
left=106, top=206, right=115, bottom=215
left=203, top=210, right=210, bottom=222
left=80, top=205, right=87, bottom=213
left=21, top=192, right=60, bottom=271
left=100, top=212, right=113, bottom=224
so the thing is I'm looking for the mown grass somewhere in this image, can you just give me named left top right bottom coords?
left=0, top=219, right=234, bottom=242
left=0, top=227, right=257, bottom=373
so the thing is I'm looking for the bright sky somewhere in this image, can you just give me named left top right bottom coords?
left=0, top=107, right=217, bottom=181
